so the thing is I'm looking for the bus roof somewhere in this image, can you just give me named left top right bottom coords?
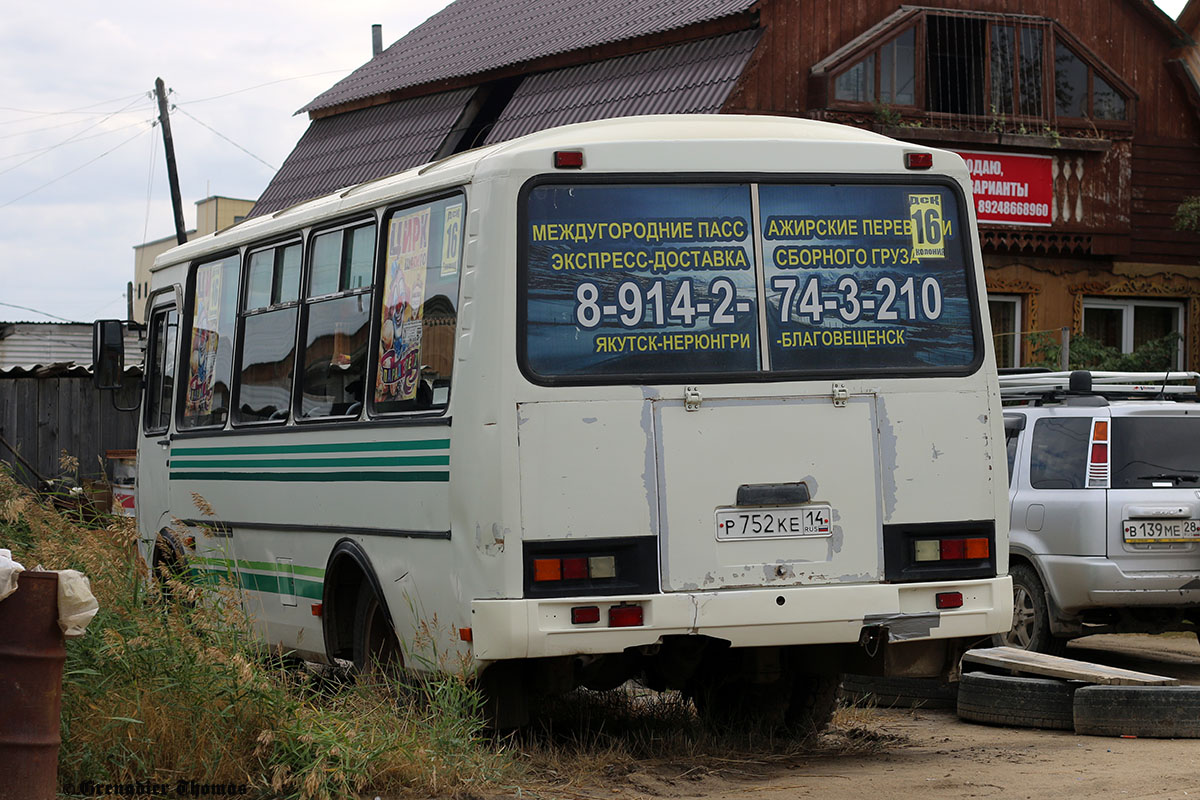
left=153, top=114, right=957, bottom=273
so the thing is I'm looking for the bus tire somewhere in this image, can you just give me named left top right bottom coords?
left=956, top=671, right=1076, bottom=730
left=785, top=674, right=840, bottom=735
left=1074, top=685, right=1200, bottom=738
left=992, top=563, right=1067, bottom=656
left=352, top=582, right=402, bottom=676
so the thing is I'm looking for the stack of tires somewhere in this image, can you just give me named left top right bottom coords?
left=957, top=671, right=1200, bottom=737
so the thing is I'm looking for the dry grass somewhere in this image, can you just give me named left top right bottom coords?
left=0, top=470, right=511, bottom=799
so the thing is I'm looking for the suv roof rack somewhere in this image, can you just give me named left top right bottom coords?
left=999, top=370, right=1200, bottom=404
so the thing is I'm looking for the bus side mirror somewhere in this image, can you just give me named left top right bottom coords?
left=92, top=319, right=126, bottom=390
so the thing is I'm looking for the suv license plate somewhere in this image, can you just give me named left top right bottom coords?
left=716, top=505, right=832, bottom=541
left=1123, top=519, right=1200, bottom=542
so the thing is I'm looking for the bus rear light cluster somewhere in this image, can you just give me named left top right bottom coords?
left=570, top=603, right=644, bottom=627
left=913, top=537, right=990, bottom=563
left=532, top=555, right=617, bottom=583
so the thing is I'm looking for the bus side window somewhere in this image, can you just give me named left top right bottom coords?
left=144, top=307, right=178, bottom=434
left=371, top=194, right=464, bottom=414
left=299, top=221, right=375, bottom=420
left=235, top=241, right=301, bottom=424
left=180, top=254, right=240, bottom=429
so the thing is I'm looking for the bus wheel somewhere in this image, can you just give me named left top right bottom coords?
left=784, top=673, right=839, bottom=736
left=352, top=583, right=402, bottom=676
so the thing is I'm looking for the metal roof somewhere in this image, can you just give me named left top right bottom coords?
left=484, top=29, right=760, bottom=143
left=301, top=0, right=756, bottom=115
left=0, top=322, right=142, bottom=375
left=252, top=88, right=475, bottom=218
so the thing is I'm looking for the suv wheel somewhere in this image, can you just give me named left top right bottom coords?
left=993, top=563, right=1067, bottom=656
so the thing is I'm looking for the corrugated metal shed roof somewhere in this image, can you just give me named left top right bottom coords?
left=484, top=29, right=760, bottom=144
left=0, top=322, right=142, bottom=374
left=301, top=0, right=756, bottom=114
left=252, top=88, right=475, bottom=218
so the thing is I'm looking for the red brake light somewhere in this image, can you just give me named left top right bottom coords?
left=906, top=152, right=933, bottom=170
left=608, top=604, right=644, bottom=628
left=562, top=557, right=589, bottom=580
left=1091, top=443, right=1108, bottom=463
left=940, top=539, right=966, bottom=560
left=554, top=150, right=584, bottom=169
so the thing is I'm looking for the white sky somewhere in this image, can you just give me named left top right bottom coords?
left=0, top=0, right=1189, bottom=324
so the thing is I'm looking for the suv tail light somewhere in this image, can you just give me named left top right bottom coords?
left=1088, top=418, right=1110, bottom=488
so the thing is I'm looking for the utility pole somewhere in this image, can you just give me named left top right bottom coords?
left=154, top=78, right=187, bottom=246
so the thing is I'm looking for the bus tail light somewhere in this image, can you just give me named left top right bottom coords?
left=914, top=537, right=990, bottom=562
left=523, top=538, right=658, bottom=598
left=532, top=555, right=617, bottom=582
left=608, top=604, right=643, bottom=627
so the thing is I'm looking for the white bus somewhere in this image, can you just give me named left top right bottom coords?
left=96, top=115, right=1011, bottom=730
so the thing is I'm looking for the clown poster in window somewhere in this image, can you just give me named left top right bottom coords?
left=185, top=262, right=222, bottom=417
left=375, top=207, right=429, bottom=403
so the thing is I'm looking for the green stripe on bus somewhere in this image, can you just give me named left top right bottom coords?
left=172, top=439, right=450, bottom=456
left=169, top=470, right=449, bottom=483
left=171, top=455, right=450, bottom=469
left=188, top=567, right=323, bottom=599
left=194, top=557, right=325, bottom=578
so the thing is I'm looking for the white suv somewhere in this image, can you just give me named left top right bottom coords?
left=999, top=370, right=1200, bottom=654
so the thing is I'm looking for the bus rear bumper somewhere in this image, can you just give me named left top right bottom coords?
left=470, top=577, right=1011, bottom=661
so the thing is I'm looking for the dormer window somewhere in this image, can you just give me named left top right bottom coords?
left=835, top=28, right=915, bottom=106
left=816, top=8, right=1133, bottom=130
left=1055, top=43, right=1126, bottom=120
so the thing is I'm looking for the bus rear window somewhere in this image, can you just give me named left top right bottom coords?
left=521, top=181, right=979, bottom=382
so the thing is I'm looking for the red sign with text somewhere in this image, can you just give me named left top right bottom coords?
left=956, top=151, right=1053, bottom=227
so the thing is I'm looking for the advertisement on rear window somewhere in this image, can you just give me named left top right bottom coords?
left=523, top=182, right=977, bottom=380
left=760, top=183, right=976, bottom=372
left=524, top=184, right=759, bottom=378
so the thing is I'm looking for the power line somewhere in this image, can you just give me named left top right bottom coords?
left=174, top=70, right=353, bottom=105
left=0, top=125, right=153, bottom=209
left=0, top=96, right=148, bottom=179
left=0, top=302, right=81, bottom=323
left=0, top=117, right=154, bottom=162
left=172, top=105, right=275, bottom=170
left=0, top=91, right=150, bottom=124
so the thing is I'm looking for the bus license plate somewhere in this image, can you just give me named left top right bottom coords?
left=1123, top=519, right=1200, bottom=542
left=716, top=505, right=832, bottom=541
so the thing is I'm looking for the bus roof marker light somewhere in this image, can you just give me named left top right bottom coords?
left=906, top=152, right=933, bottom=170
left=554, top=150, right=584, bottom=169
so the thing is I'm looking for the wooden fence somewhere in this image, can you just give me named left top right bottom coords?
left=0, top=371, right=140, bottom=488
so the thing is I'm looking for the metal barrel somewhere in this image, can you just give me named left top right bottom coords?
left=0, top=571, right=65, bottom=800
